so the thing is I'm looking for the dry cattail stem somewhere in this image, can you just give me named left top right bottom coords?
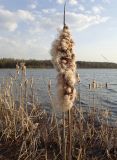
left=51, top=25, right=76, bottom=112
left=50, top=3, right=77, bottom=159
left=20, top=62, right=26, bottom=79
left=50, top=24, right=77, bottom=160
left=16, top=63, right=19, bottom=77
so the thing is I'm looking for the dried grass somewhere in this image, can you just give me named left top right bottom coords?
left=0, top=75, right=117, bottom=160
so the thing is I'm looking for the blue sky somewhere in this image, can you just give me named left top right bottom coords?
left=0, top=0, right=117, bottom=62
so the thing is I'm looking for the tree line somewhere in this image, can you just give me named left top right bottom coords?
left=0, top=58, right=117, bottom=69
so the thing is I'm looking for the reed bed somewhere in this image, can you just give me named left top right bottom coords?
left=0, top=3, right=116, bottom=160
left=0, top=74, right=117, bottom=160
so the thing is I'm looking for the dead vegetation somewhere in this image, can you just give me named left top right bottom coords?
left=0, top=75, right=117, bottom=160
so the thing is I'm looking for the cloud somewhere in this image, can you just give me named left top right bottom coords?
left=0, top=7, right=35, bottom=31
left=66, top=12, right=109, bottom=31
left=57, top=0, right=78, bottom=5
left=57, top=0, right=65, bottom=4
left=0, top=6, right=110, bottom=35
left=0, top=8, right=18, bottom=31
left=0, top=5, right=110, bottom=59
left=42, top=8, right=56, bottom=14
left=102, top=0, right=111, bottom=4
left=92, top=6, right=104, bottom=14
left=35, top=9, right=109, bottom=32
left=0, top=36, right=49, bottom=59
left=0, top=37, right=22, bottom=58
left=28, top=0, right=38, bottom=10
left=79, top=5, right=85, bottom=11
left=69, top=0, right=78, bottom=5
left=90, top=0, right=95, bottom=2
left=17, top=10, right=35, bottom=21
left=28, top=4, right=37, bottom=9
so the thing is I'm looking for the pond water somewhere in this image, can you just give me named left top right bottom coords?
left=0, top=68, right=117, bottom=120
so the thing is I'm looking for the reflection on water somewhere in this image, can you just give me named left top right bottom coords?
left=0, top=68, right=117, bottom=120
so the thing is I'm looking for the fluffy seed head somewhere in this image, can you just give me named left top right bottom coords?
left=50, top=25, right=77, bottom=112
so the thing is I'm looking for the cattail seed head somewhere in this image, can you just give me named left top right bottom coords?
left=20, top=62, right=26, bottom=78
left=50, top=25, right=77, bottom=112
left=48, top=80, right=51, bottom=91
left=16, top=63, right=20, bottom=75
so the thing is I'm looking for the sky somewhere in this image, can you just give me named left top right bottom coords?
left=0, top=0, right=117, bottom=62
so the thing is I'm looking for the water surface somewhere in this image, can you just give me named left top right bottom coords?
left=0, top=68, right=117, bottom=120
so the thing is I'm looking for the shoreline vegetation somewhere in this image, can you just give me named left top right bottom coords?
left=0, top=58, right=117, bottom=69
left=0, top=2, right=117, bottom=160
left=0, top=71, right=117, bottom=160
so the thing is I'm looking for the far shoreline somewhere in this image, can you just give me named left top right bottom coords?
left=0, top=58, right=117, bottom=69
left=0, top=67, right=117, bottom=69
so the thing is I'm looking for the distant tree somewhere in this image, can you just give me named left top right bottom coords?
left=0, top=58, right=117, bottom=69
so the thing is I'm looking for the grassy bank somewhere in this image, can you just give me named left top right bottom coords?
left=0, top=75, right=117, bottom=160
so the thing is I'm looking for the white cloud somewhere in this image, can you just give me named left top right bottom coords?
left=66, top=12, right=109, bottom=31
left=42, top=8, right=56, bottom=14
left=0, top=8, right=35, bottom=31
left=92, top=6, right=104, bottom=14
left=28, top=4, right=37, bottom=9
left=34, top=10, right=109, bottom=32
left=80, top=0, right=86, bottom=3
left=0, top=6, right=109, bottom=33
left=0, top=37, right=22, bottom=58
left=102, top=0, right=111, bottom=4
left=57, top=0, right=78, bottom=5
left=0, top=6, right=110, bottom=59
left=57, top=0, right=65, bottom=4
left=0, top=8, right=18, bottom=31
left=69, top=0, right=78, bottom=5
left=0, top=36, right=49, bottom=59
left=28, top=0, right=38, bottom=10
left=17, top=10, right=35, bottom=21
left=79, top=5, right=85, bottom=11
left=90, top=0, right=95, bottom=2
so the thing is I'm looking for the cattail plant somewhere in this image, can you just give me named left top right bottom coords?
left=20, top=62, right=26, bottom=80
left=92, top=79, right=97, bottom=89
left=51, top=7, right=76, bottom=113
left=16, top=63, right=20, bottom=78
left=24, top=79, right=28, bottom=113
left=30, top=77, right=34, bottom=107
left=76, top=73, right=80, bottom=83
left=50, top=3, right=77, bottom=159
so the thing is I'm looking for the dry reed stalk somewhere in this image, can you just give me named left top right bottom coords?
left=68, top=109, right=72, bottom=160
left=16, top=63, right=20, bottom=78
left=20, top=62, right=26, bottom=80
left=77, top=148, right=83, bottom=160
left=62, top=112, right=66, bottom=160
left=24, top=79, right=28, bottom=114
left=30, top=77, right=35, bottom=108
left=50, top=2, right=77, bottom=159
left=0, top=78, right=117, bottom=160
left=48, top=80, right=62, bottom=154
left=19, top=83, right=23, bottom=107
